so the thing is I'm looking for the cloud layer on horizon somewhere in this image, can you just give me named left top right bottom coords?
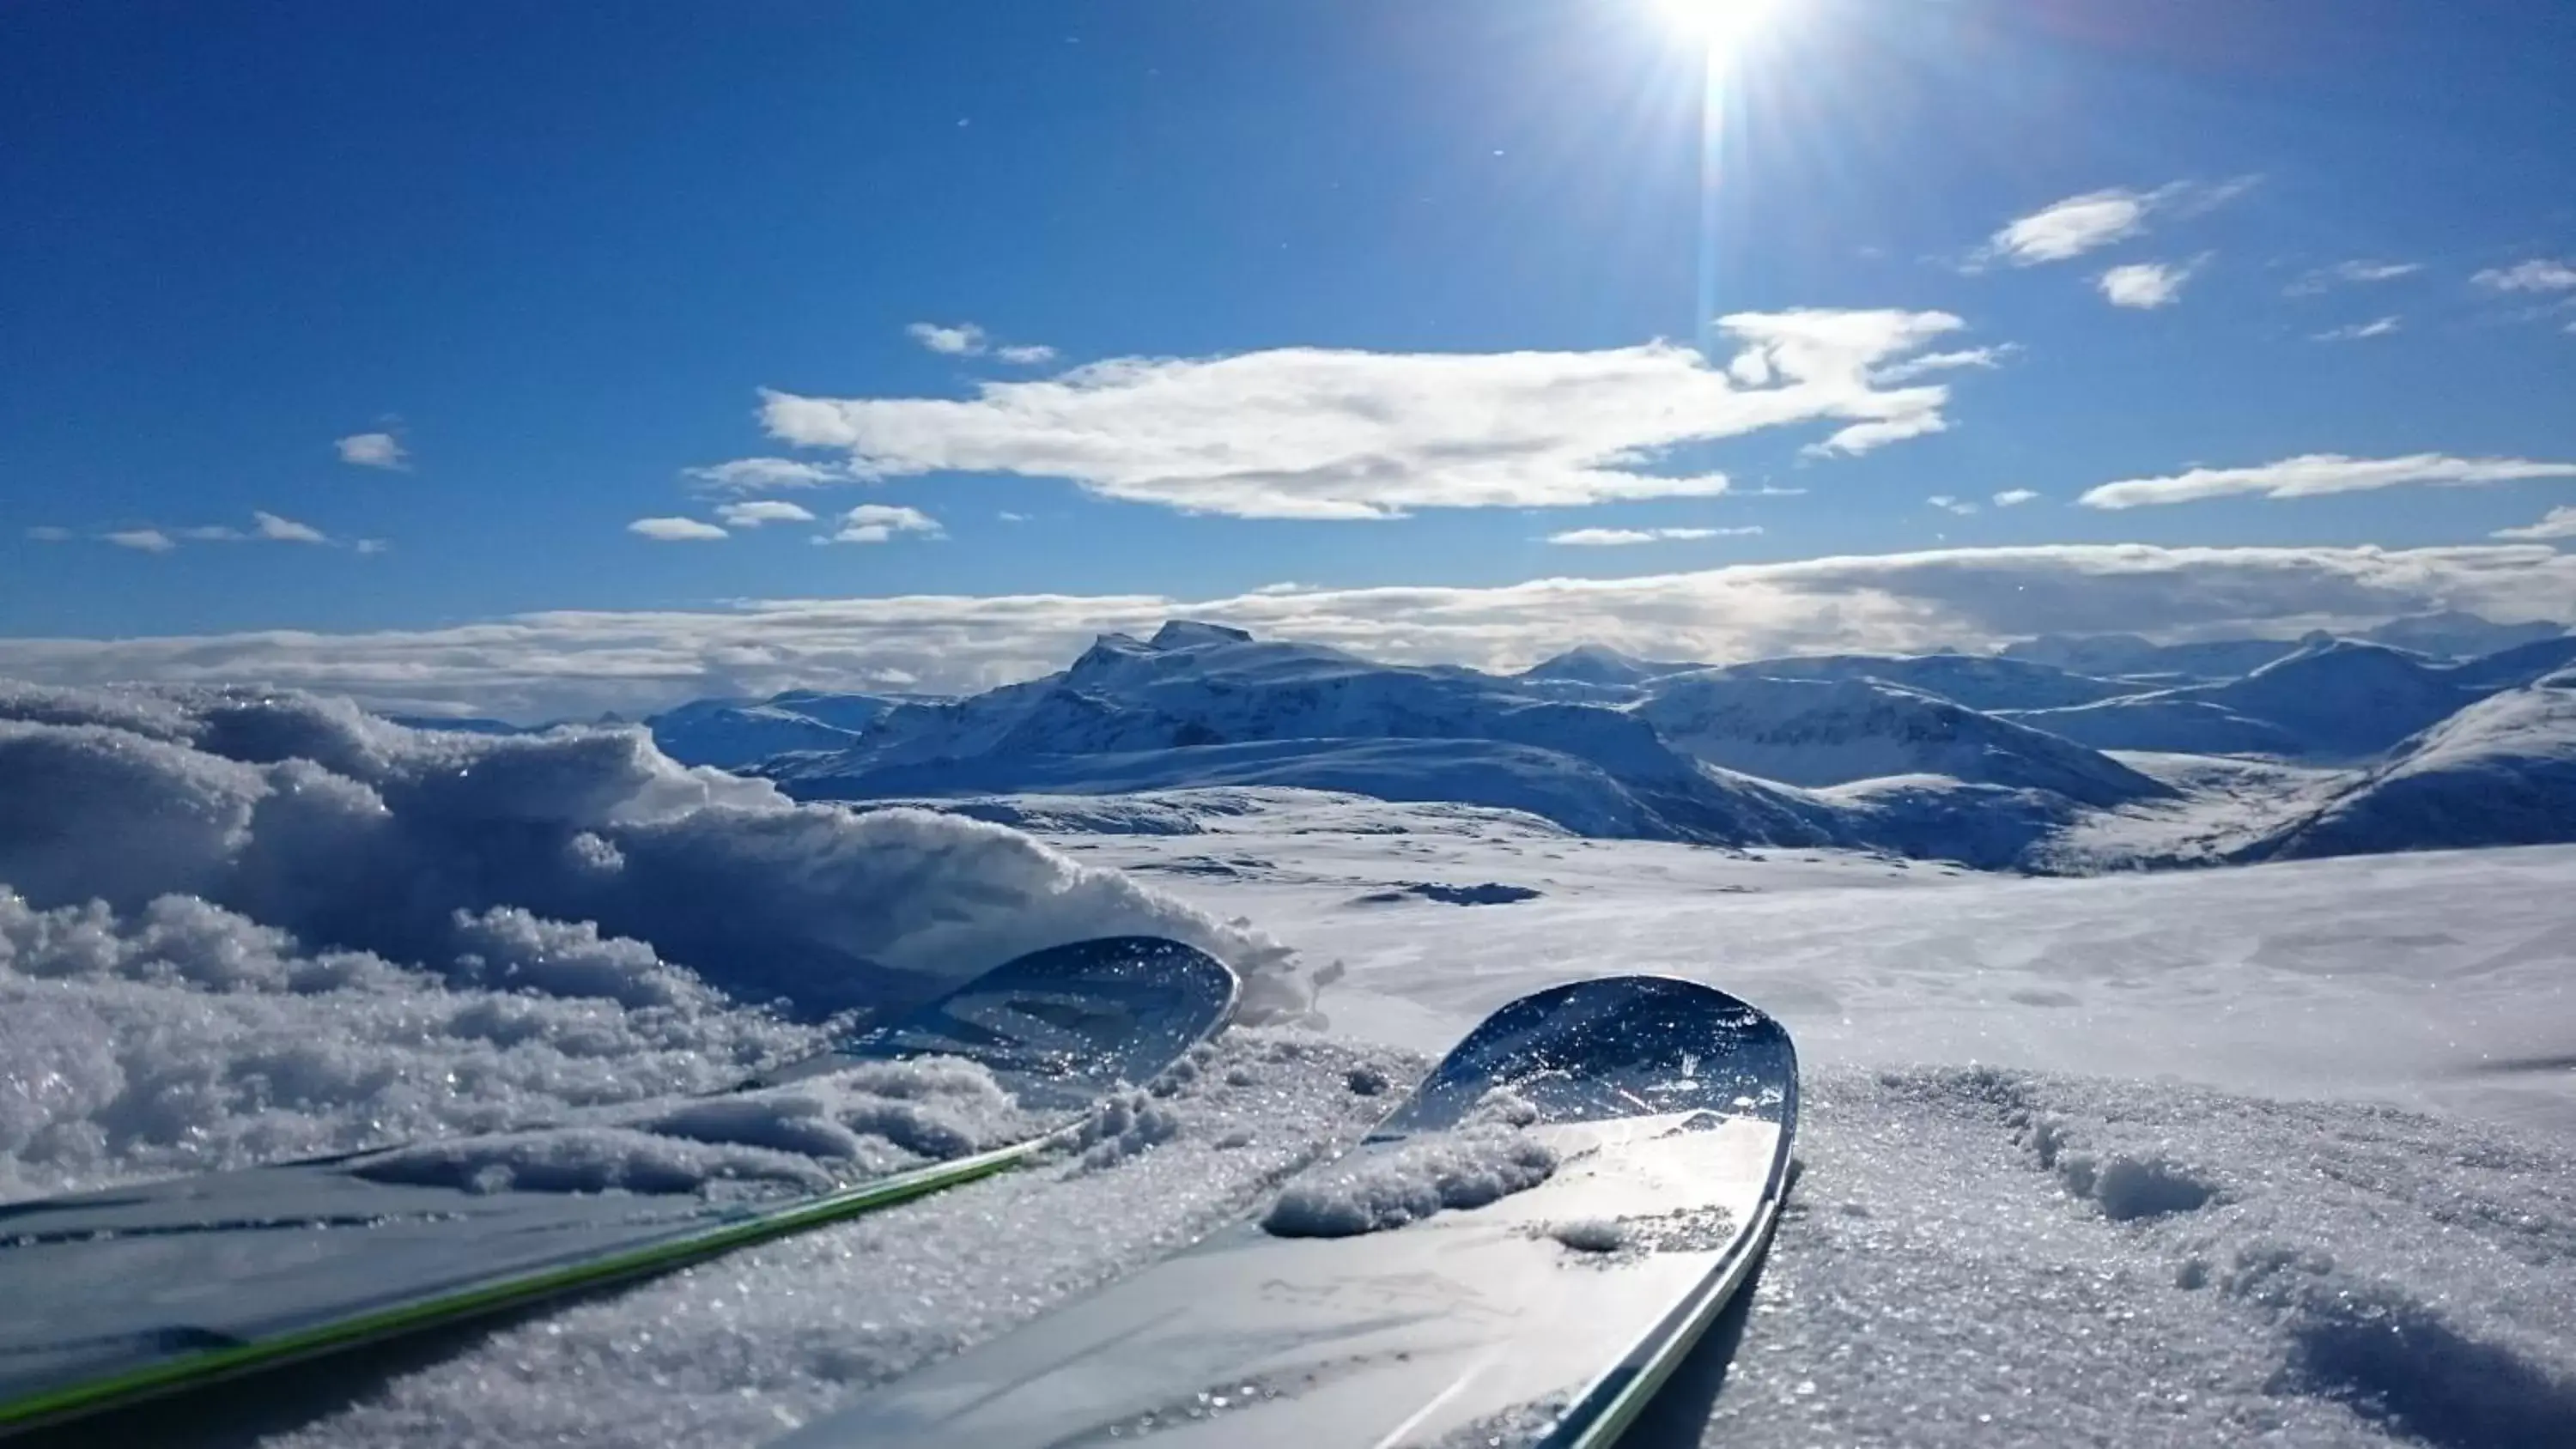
left=6, top=543, right=2572, bottom=721
left=2081, top=453, right=2576, bottom=509
left=749, top=310, right=1981, bottom=520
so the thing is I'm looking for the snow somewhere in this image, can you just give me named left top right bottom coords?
left=1631, top=670, right=2168, bottom=803
left=8, top=633, right=2576, bottom=1447
left=1261, top=1088, right=1558, bottom=1238
left=1710, top=651, right=2132, bottom=711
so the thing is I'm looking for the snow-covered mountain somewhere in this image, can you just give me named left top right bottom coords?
left=773, top=621, right=1845, bottom=849
left=2003, top=639, right=2476, bottom=761
left=647, top=692, right=909, bottom=769
left=1711, top=651, right=2130, bottom=712
left=1629, top=672, right=2171, bottom=807
left=2257, top=667, right=2576, bottom=860
left=2358, top=609, right=2566, bottom=659
left=2445, top=634, right=2576, bottom=693
left=1999, top=631, right=2313, bottom=683
left=1516, top=644, right=1706, bottom=688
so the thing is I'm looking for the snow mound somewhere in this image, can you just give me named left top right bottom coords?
left=2258, top=668, right=2576, bottom=859
left=1261, top=1090, right=1556, bottom=1238
left=351, top=1056, right=1041, bottom=1196
left=1632, top=671, right=2170, bottom=805
left=0, top=680, right=1307, bottom=1050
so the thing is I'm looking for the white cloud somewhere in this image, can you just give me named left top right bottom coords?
left=1992, top=489, right=2041, bottom=507
left=1927, top=495, right=1979, bottom=515
left=254, top=511, right=329, bottom=544
left=2493, top=506, right=2576, bottom=541
left=628, top=517, right=730, bottom=542
left=714, top=500, right=817, bottom=529
left=2285, top=260, right=2421, bottom=297
left=105, top=530, right=175, bottom=554
left=2098, top=258, right=2203, bottom=309
left=683, top=458, right=848, bottom=491
left=1984, top=189, right=2155, bottom=265
left=1870, top=344, right=2019, bottom=385
left=355, top=539, right=390, bottom=555
left=996, top=344, right=1057, bottom=365
left=8, top=544, right=2573, bottom=720
left=336, top=432, right=408, bottom=470
left=908, top=322, right=988, bottom=356
left=821, top=504, right=942, bottom=545
left=2472, top=260, right=2576, bottom=294
left=2081, top=452, right=2576, bottom=510
left=2313, top=316, right=2401, bottom=342
left=998, top=511, right=1030, bottom=523
left=1546, top=526, right=1759, bottom=546
left=26, top=526, right=73, bottom=543
left=761, top=311, right=1978, bottom=519
left=178, top=524, right=249, bottom=542
left=1977, top=179, right=2252, bottom=270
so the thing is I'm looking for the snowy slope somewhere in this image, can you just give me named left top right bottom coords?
left=1631, top=671, right=2171, bottom=806
left=771, top=622, right=1845, bottom=849
left=647, top=699, right=866, bottom=768
left=2000, top=630, right=2312, bottom=682
left=1516, top=643, right=1707, bottom=688
left=2359, top=608, right=2566, bottom=658
left=1711, top=651, right=2129, bottom=711
left=2002, top=639, right=2477, bottom=761
left=2445, top=633, right=2576, bottom=692
left=8, top=713, right=2576, bottom=1448
left=2257, top=667, right=2576, bottom=859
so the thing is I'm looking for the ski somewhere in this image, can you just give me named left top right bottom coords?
left=775, top=973, right=1797, bottom=1448
left=0, top=935, right=1240, bottom=1436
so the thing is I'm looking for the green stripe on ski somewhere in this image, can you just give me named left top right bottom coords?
left=0, top=1137, right=1048, bottom=1432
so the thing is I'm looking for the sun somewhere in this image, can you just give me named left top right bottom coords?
left=1651, top=0, right=1788, bottom=56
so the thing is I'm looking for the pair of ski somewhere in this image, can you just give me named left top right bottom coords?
left=0, top=937, right=1797, bottom=1447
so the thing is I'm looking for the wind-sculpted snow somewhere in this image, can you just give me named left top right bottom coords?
left=0, top=681, right=1315, bottom=1180
left=351, top=1057, right=1042, bottom=1197
left=2259, top=667, right=2576, bottom=860
left=1261, top=1088, right=1558, bottom=1238
left=1631, top=671, right=2171, bottom=805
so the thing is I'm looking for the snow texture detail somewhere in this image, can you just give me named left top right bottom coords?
left=1261, top=1090, right=1557, bottom=1239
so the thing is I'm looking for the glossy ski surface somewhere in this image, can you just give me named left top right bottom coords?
left=777, top=973, right=1796, bottom=1449
left=0, top=936, right=1239, bottom=1434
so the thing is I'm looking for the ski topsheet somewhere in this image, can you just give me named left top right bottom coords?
left=0, top=936, right=1239, bottom=1435
left=779, top=974, right=1797, bottom=1449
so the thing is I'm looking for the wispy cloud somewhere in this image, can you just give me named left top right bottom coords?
left=25, top=526, right=74, bottom=543
left=355, top=538, right=390, bottom=555
left=2285, top=260, right=2421, bottom=297
left=1546, top=525, right=1760, bottom=547
left=105, top=529, right=176, bottom=554
left=1927, top=495, right=1979, bottom=515
left=996, top=344, right=1057, bottom=366
left=683, top=458, right=849, bottom=491
left=628, top=517, right=730, bottom=542
left=764, top=311, right=1981, bottom=519
left=2472, top=259, right=2576, bottom=294
left=1991, top=489, right=2040, bottom=507
left=2081, top=452, right=2576, bottom=510
left=821, top=504, right=942, bottom=544
left=335, top=432, right=408, bottom=470
left=2494, top=506, right=2576, bottom=541
left=1975, top=178, right=2253, bottom=270
left=253, top=511, right=328, bottom=544
left=2098, top=257, right=2205, bottom=309
left=713, top=500, right=817, bottom=529
left=907, top=322, right=987, bottom=355
left=1983, top=189, right=2158, bottom=266
left=1869, top=343, right=2020, bottom=385
left=8, top=544, right=2571, bottom=719
left=2313, top=316, right=2402, bottom=342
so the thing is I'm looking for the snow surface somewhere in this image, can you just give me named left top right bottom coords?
left=9, top=646, right=2576, bottom=1447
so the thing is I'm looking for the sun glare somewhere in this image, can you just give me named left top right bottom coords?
left=1654, top=0, right=1786, bottom=58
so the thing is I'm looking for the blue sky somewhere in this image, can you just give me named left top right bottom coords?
left=3, top=0, right=2574, bottom=712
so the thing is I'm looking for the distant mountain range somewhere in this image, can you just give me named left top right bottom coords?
left=407, top=609, right=2573, bottom=872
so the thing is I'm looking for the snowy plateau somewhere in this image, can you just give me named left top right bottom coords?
left=3, top=610, right=2576, bottom=1449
